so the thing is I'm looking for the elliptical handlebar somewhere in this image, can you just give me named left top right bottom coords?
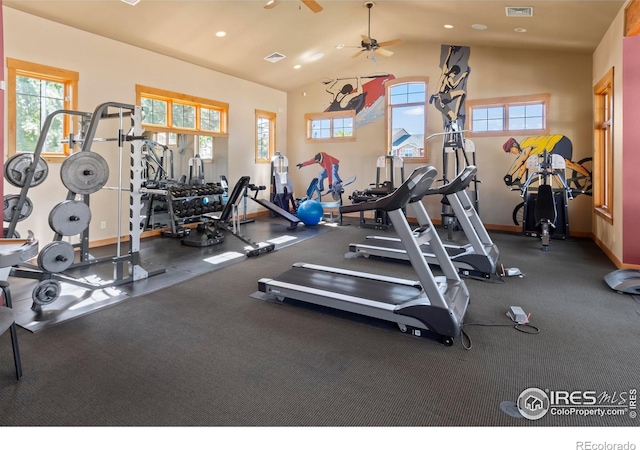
left=423, top=165, right=477, bottom=198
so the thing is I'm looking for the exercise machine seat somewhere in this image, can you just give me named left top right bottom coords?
left=534, top=184, right=557, bottom=227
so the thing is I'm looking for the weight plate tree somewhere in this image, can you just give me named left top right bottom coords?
left=5, top=102, right=166, bottom=314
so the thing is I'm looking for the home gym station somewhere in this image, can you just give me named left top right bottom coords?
left=1, top=0, right=639, bottom=438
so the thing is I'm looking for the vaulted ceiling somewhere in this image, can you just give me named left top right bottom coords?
left=4, top=0, right=625, bottom=92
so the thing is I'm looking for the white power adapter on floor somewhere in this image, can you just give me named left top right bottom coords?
left=507, top=306, right=529, bottom=324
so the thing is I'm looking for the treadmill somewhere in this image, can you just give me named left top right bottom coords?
left=258, top=165, right=470, bottom=345
left=349, top=166, right=500, bottom=280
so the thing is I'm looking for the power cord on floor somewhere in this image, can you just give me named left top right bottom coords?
left=459, top=319, right=540, bottom=350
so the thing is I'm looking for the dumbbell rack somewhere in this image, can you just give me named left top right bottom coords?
left=159, top=184, right=225, bottom=238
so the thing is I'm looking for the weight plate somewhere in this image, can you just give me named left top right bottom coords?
left=32, top=280, right=62, bottom=306
left=37, top=241, right=75, bottom=273
left=60, top=152, right=109, bottom=195
left=3, top=194, right=34, bottom=222
left=4, top=153, right=49, bottom=188
left=48, top=200, right=92, bottom=236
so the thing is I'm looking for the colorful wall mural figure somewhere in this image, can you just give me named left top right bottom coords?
left=431, top=45, right=470, bottom=128
left=325, top=76, right=366, bottom=113
left=297, top=152, right=357, bottom=202
left=297, top=152, right=344, bottom=198
left=322, top=74, right=395, bottom=127
left=502, top=135, right=592, bottom=194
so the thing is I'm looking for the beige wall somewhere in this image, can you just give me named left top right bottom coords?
left=287, top=43, right=594, bottom=232
left=592, top=4, right=625, bottom=263
left=3, top=7, right=287, bottom=244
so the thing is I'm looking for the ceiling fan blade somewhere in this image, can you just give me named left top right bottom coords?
left=374, top=47, right=394, bottom=57
left=353, top=50, right=365, bottom=58
left=302, top=0, right=323, bottom=13
left=361, top=35, right=372, bottom=45
left=264, top=0, right=280, bottom=10
left=377, top=39, right=403, bottom=48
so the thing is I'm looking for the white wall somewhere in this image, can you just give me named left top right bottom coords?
left=3, top=7, right=287, bottom=244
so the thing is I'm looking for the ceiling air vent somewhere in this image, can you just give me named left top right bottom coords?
left=505, top=6, right=534, bottom=17
left=264, top=52, right=286, bottom=63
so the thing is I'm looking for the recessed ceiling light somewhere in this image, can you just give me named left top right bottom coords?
left=335, top=44, right=345, bottom=49
left=120, top=0, right=140, bottom=5
left=309, top=52, right=324, bottom=61
left=293, top=64, right=302, bottom=69
left=514, top=28, right=527, bottom=33
left=444, top=24, right=454, bottom=29
left=215, top=31, right=226, bottom=37
left=471, top=23, right=488, bottom=30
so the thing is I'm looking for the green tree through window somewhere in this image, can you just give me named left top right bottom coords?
left=8, top=58, right=79, bottom=158
left=16, top=76, right=65, bottom=153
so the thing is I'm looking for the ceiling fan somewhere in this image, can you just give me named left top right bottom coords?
left=353, top=1, right=403, bottom=58
left=264, top=0, right=323, bottom=14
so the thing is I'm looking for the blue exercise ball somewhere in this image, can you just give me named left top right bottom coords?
left=297, top=200, right=324, bottom=226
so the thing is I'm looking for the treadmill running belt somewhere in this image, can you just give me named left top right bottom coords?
left=272, top=266, right=423, bottom=305
left=363, top=238, right=467, bottom=257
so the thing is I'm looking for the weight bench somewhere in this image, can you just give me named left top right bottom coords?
left=182, top=176, right=275, bottom=256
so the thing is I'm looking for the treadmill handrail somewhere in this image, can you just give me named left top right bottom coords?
left=340, top=165, right=438, bottom=214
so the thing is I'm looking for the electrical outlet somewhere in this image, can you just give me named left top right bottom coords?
left=100, top=221, right=107, bottom=229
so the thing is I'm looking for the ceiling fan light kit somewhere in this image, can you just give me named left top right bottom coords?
left=354, top=1, right=403, bottom=58
left=264, top=0, right=323, bottom=13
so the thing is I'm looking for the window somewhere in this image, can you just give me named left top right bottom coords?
left=594, top=68, right=614, bottom=223
left=7, top=58, right=79, bottom=159
left=256, top=110, right=276, bottom=163
left=305, top=110, right=356, bottom=142
left=172, top=103, right=196, bottom=129
left=136, top=85, right=228, bottom=137
left=201, top=107, right=221, bottom=132
left=153, top=132, right=178, bottom=147
left=466, top=94, right=550, bottom=136
left=386, top=78, right=427, bottom=161
left=197, top=135, right=214, bottom=160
